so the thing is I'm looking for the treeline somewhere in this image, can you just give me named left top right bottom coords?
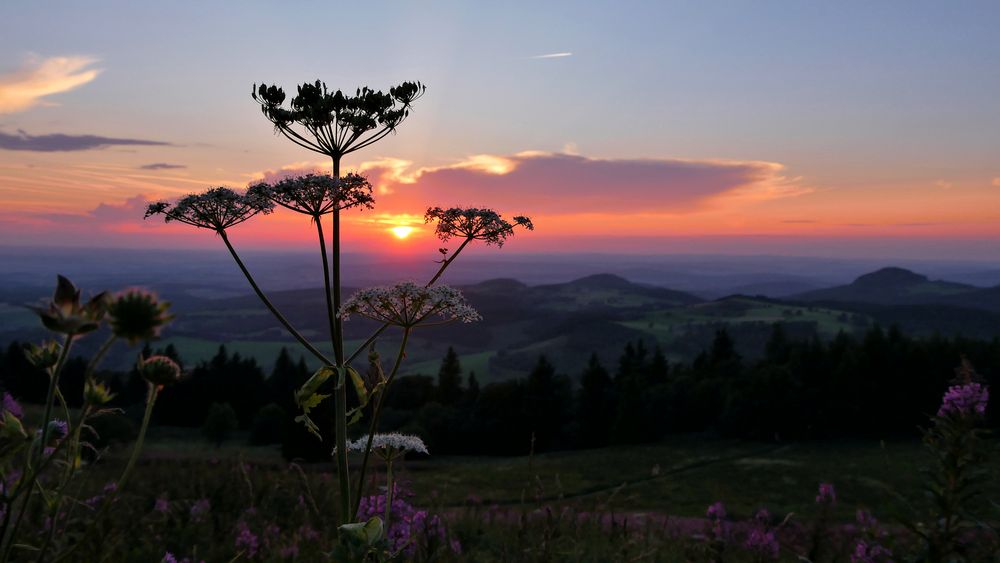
left=1, top=324, right=998, bottom=458
left=381, top=324, right=1000, bottom=454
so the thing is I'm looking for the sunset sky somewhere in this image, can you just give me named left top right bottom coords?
left=2, top=1, right=999, bottom=259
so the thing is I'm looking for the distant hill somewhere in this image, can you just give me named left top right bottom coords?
left=6, top=268, right=1000, bottom=382
left=794, top=267, right=978, bottom=305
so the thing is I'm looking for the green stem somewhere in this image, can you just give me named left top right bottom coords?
left=0, top=335, right=73, bottom=560
left=50, top=383, right=159, bottom=563
left=329, top=156, right=351, bottom=527
left=352, top=328, right=410, bottom=519
left=315, top=217, right=339, bottom=361
left=36, top=334, right=74, bottom=462
left=384, top=460, right=394, bottom=528
left=84, top=335, right=117, bottom=379
left=219, top=230, right=333, bottom=366
left=116, top=383, right=158, bottom=493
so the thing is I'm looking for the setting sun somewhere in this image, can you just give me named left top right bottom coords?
left=389, top=226, right=415, bottom=239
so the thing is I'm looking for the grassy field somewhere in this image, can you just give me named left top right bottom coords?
left=620, top=297, right=866, bottom=345
left=106, top=431, right=995, bottom=525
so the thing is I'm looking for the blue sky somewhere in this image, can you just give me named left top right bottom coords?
left=2, top=1, right=999, bottom=256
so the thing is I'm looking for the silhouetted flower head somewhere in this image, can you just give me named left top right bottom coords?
left=425, top=207, right=533, bottom=247
left=247, top=173, right=374, bottom=216
left=339, top=282, right=481, bottom=328
left=816, top=482, right=836, bottom=505
left=107, top=289, right=174, bottom=344
left=937, top=381, right=988, bottom=418
left=139, top=355, right=182, bottom=387
left=251, top=80, right=425, bottom=157
left=28, top=275, right=108, bottom=335
left=144, top=187, right=273, bottom=232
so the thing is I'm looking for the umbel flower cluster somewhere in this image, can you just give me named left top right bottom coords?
left=248, top=173, right=374, bottom=217
left=425, top=207, right=534, bottom=247
left=339, top=282, right=481, bottom=327
left=343, top=433, right=428, bottom=458
left=145, top=187, right=273, bottom=232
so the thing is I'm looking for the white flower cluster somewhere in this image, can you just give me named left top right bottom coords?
left=339, top=282, right=481, bottom=327
left=346, top=432, right=429, bottom=455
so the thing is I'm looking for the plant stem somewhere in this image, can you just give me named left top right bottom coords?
left=315, top=218, right=339, bottom=360
left=84, top=335, right=117, bottom=378
left=334, top=368, right=350, bottom=527
left=0, top=335, right=72, bottom=560
left=352, top=328, right=410, bottom=519
left=51, top=383, right=159, bottom=563
left=384, top=460, right=394, bottom=529
left=426, top=236, right=473, bottom=287
left=36, top=334, right=74, bottom=463
left=115, top=383, right=158, bottom=496
left=219, top=231, right=333, bottom=366
left=330, top=156, right=351, bottom=527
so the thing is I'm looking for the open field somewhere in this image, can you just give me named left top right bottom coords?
left=99, top=432, right=996, bottom=525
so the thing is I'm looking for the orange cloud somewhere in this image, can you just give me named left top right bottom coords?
left=359, top=151, right=803, bottom=215
left=0, top=55, right=101, bottom=114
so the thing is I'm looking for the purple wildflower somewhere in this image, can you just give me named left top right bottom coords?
left=754, top=508, right=771, bottom=524
left=357, top=485, right=452, bottom=556
left=745, top=528, right=780, bottom=560
left=937, top=382, right=988, bottom=418
left=298, top=524, right=319, bottom=542
left=189, top=499, right=211, bottom=523
left=1, top=393, right=23, bottom=419
left=851, top=540, right=893, bottom=563
left=856, top=509, right=878, bottom=530
left=816, top=482, right=836, bottom=505
left=154, top=495, right=170, bottom=513
left=706, top=501, right=726, bottom=520
left=235, top=521, right=260, bottom=558
left=162, top=553, right=178, bottom=563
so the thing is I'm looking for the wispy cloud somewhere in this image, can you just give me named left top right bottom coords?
left=0, top=55, right=101, bottom=114
left=529, top=52, right=573, bottom=59
left=139, top=162, right=186, bottom=170
left=993, top=177, right=1000, bottom=187
left=0, top=129, right=171, bottom=151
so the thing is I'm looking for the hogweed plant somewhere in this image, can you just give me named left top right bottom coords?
left=0, top=276, right=177, bottom=561
left=146, top=78, right=533, bottom=548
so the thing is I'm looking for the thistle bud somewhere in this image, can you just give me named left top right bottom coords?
left=0, top=411, right=27, bottom=442
left=24, top=340, right=61, bottom=370
left=29, top=275, right=108, bottom=335
left=139, top=355, right=182, bottom=386
left=107, top=289, right=174, bottom=344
